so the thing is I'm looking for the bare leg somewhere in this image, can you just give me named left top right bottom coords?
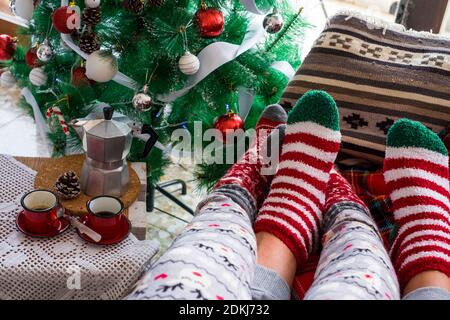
left=404, top=272, right=450, bottom=295
left=256, top=232, right=297, bottom=286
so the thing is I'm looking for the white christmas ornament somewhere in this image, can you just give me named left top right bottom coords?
left=1, top=70, right=16, bottom=88
left=29, top=67, right=47, bottom=86
left=85, top=0, right=101, bottom=8
left=178, top=51, right=200, bottom=75
left=9, top=0, right=34, bottom=21
left=85, top=50, right=118, bottom=83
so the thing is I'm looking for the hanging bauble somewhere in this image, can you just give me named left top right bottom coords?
left=85, top=50, right=118, bottom=82
left=123, top=0, right=145, bottom=14
left=195, top=4, right=224, bottom=38
left=79, top=29, right=101, bottom=54
left=0, top=70, right=16, bottom=88
left=178, top=51, right=200, bottom=75
left=0, top=34, right=17, bottom=61
left=9, top=0, right=35, bottom=21
left=29, top=67, right=47, bottom=86
left=148, top=0, right=164, bottom=6
left=82, top=7, right=101, bottom=26
left=52, top=5, right=80, bottom=34
left=36, top=40, right=53, bottom=63
left=25, top=46, right=40, bottom=67
left=71, top=65, right=92, bottom=86
left=84, top=0, right=100, bottom=8
left=132, top=85, right=152, bottom=112
left=263, top=8, right=284, bottom=34
left=214, top=112, right=245, bottom=144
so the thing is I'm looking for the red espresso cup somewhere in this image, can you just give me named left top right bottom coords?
left=20, top=189, right=64, bottom=234
left=86, top=196, right=124, bottom=240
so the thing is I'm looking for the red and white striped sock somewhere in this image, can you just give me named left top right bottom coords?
left=324, top=168, right=367, bottom=212
left=254, top=90, right=341, bottom=266
left=214, top=104, right=287, bottom=208
left=384, top=119, right=450, bottom=289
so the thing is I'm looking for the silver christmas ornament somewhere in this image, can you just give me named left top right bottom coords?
left=29, top=67, right=47, bottom=86
left=178, top=51, right=200, bottom=75
left=132, top=85, right=152, bottom=112
left=263, top=8, right=284, bottom=34
left=37, top=40, right=53, bottom=63
left=85, top=0, right=101, bottom=8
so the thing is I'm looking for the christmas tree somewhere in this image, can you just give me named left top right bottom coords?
left=3, top=0, right=309, bottom=188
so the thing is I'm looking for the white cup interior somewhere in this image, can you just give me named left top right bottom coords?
left=23, top=190, right=57, bottom=212
left=88, top=197, right=122, bottom=216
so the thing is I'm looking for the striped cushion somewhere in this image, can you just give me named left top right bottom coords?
left=280, top=12, right=450, bottom=164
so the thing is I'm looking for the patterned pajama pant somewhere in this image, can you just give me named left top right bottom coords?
left=128, top=173, right=447, bottom=300
left=128, top=191, right=257, bottom=300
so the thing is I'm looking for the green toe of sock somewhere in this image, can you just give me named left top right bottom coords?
left=387, top=119, right=448, bottom=156
left=288, top=90, right=339, bottom=131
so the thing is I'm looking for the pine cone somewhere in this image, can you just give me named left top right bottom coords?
left=79, top=29, right=101, bottom=54
left=123, top=0, right=145, bottom=14
left=55, top=171, right=81, bottom=199
left=82, top=7, right=101, bottom=26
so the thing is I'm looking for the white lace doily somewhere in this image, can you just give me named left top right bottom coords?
left=0, top=155, right=159, bottom=300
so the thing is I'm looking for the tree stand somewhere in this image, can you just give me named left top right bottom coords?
left=147, top=179, right=194, bottom=216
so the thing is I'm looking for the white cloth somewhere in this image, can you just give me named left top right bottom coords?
left=0, top=155, right=159, bottom=300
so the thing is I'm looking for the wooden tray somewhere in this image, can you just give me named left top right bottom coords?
left=16, top=155, right=140, bottom=216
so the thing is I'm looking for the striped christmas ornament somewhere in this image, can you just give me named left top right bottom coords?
left=178, top=51, right=200, bottom=75
left=1, top=70, right=16, bottom=88
left=255, top=90, right=341, bottom=265
left=29, top=67, right=47, bottom=86
left=384, top=119, right=450, bottom=289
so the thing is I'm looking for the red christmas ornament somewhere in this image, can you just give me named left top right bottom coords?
left=0, top=34, right=17, bottom=61
left=195, top=4, right=224, bottom=38
left=52, top=5, right=79, bottom=34
left=214, top=112, right=245, bottom=144
left=25, top=47, right=41, bottom=67
left=71, top=66, right=93, bottom=86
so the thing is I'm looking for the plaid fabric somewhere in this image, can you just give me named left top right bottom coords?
left=339, top=168, right=397, bottom=248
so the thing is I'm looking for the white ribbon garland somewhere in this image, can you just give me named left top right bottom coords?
left=239, top=0, right=269, bottom=15
left=271, top=61, right=296, bottom=79
left=159, top=14, right=266, bottom=103
left=0, top=11, right=29, bottom=28
left=21, top=87, right=52, bottom=155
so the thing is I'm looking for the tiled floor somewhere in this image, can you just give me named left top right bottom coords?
left=0, top=0, right=395, bottom=257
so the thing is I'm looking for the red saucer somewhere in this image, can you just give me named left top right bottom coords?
left=16, top=211, right=70, bottom=238
left=77, top=215, right=131, bottom=245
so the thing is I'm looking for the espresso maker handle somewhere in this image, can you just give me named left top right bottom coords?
left=140, top=125, right=159, bottom=158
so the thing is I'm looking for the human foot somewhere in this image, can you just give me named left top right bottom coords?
left=254, top=90, right=341, bottom=265
left=384, top=119, right=450, bottom=289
